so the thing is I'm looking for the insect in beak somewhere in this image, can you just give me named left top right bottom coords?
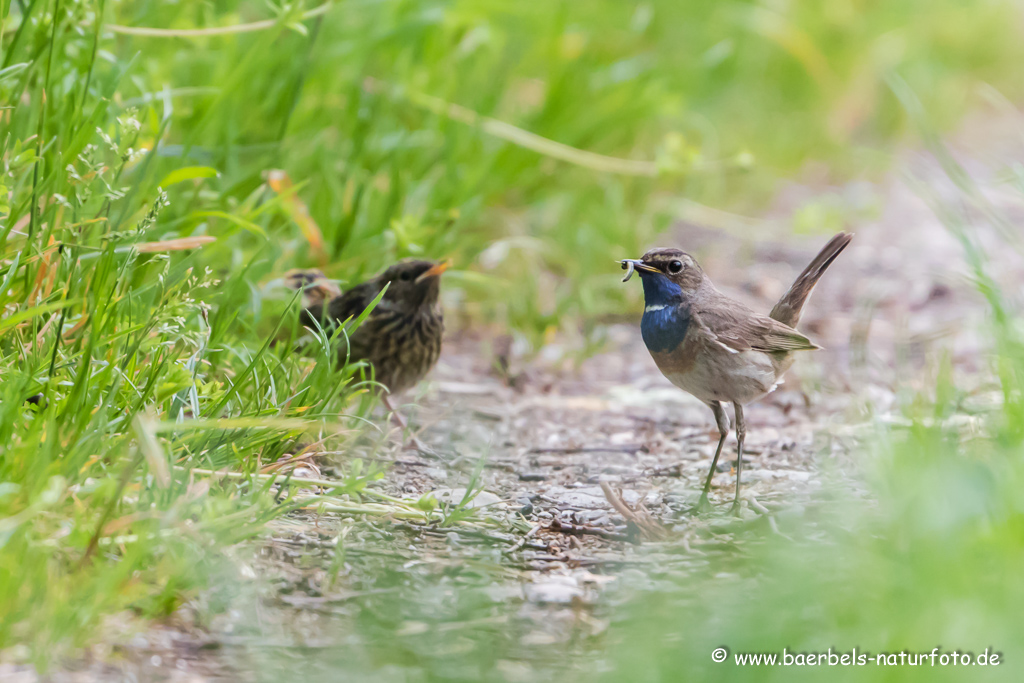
left=620, top=259, right=656, bottom=282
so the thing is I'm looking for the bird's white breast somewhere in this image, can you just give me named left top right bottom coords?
left=664, top=349, right=780, bottom=405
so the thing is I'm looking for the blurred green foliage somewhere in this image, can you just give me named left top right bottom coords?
left=8, top=0, right=1024, bottom=339
left=3, top=0, right=1024, bottom=674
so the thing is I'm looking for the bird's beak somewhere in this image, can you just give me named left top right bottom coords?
left=620, top=259, right=657, bottom=282
left=621, top=259, right=657, bottom=272
left=415, top=259, right=451, bottom=283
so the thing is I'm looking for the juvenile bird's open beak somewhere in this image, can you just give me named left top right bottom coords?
left=415, top=259, right=451, bottom=283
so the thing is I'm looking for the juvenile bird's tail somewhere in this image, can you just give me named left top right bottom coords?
left=769, top=232, right=853, bottom=328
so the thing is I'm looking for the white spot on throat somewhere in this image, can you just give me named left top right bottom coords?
left=645, top=304, right=667, bottom=312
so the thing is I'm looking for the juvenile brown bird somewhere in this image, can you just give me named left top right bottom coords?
left=279, top=269, right=342, bottom=311
left=282, top=260, right=449, bottom=448
left=621, top=232, right=852, bottom=514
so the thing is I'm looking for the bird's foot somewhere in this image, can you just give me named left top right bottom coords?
left=687, top=494, right=713, bottom=516
left=730, top=499, right=743, bottom=517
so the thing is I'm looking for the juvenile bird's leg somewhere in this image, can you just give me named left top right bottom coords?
left=694, top=400, right=730, bottom=513
left=732, top=403, right=745, bottom=515
left=381, top=393, right=434, bottom=455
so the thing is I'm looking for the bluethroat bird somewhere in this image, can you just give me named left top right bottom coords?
left=621, top=232, right=852, bottom=514
left=276, top=260, right=449, bottom=450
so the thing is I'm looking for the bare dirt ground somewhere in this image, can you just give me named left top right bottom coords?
left=13, top=113, right=1024, bottom=681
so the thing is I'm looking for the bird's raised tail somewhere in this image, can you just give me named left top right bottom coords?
left=769, top=232, right=853, bottom=328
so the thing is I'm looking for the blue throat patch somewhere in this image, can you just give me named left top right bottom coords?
left=639, top=273, right=690, bottom=353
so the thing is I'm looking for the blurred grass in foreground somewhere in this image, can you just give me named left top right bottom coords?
left=3, top=0, right=1024, bottom=674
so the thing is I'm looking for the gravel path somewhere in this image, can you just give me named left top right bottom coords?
left=22, top=116, right=1024, bottom=681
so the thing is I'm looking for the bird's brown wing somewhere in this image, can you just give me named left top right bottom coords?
left=303, top=280, right=381, bottom=330
left=694, top=301, right=819, bottom=354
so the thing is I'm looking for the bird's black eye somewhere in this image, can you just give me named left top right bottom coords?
left=668, top=260, right=683, bottom=274
left=399, top=270, right=414, bottom=281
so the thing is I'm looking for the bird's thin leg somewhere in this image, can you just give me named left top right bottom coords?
left=731, top=403, right=745, bottom=515
left=381, top=393, right=407, bottom=429
left=695, top=401, right=729, bottom=513
left=381, top=393, right=434, bottom=455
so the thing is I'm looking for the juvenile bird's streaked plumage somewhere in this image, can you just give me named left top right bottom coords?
left=282, top=259, right=449, bottom=453
left=622, top=232, right=853, bottom=514
left=297, top=259, right=449, bottom=395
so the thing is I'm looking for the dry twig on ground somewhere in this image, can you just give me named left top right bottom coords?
left=599, top=482, right=667, bottom=542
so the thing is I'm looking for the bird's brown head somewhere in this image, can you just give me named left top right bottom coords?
left=280, top=269, right=342, bottom=309
left=620, top=248, right=706, bottom=308
left=621, top=248, right=705, bottom=295
left=374, top=259, right=450, bottom=313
